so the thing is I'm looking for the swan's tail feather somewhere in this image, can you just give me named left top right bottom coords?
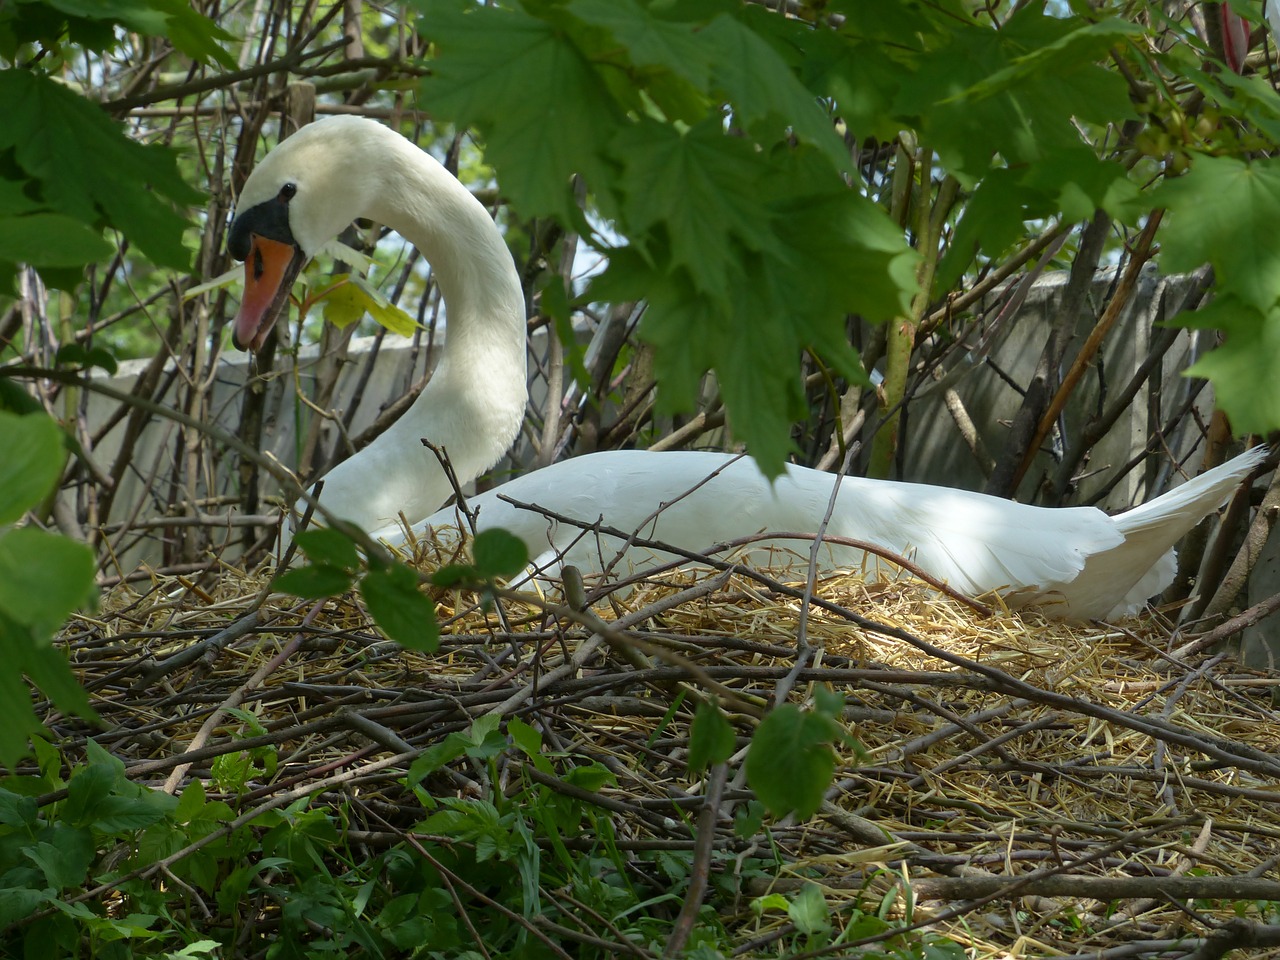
left=1061, top=446, right=1267, bottom=619
left=1112, top=446, right=1268, bottom=537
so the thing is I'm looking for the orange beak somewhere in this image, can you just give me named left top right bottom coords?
left=233, top=234, right=303, bottom=352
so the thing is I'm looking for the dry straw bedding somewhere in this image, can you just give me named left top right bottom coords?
left=41, top=553, right=1280, bottom=959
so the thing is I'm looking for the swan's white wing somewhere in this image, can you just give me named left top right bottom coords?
left=408, top=451, right=1117, bottom=604
left=398, top=447, right=1263, bottom=622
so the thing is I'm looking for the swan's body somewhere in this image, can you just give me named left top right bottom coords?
left=228, top=116, right=1263, bottom=621
left=412, top=448, right=1265, bottom=620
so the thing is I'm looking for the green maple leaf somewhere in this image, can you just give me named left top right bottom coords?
left=0, top=70, right=200, bottom=273
left=1179, top=297, right=1280, bottom=435
left=958, top=13, right=1137, bottom=112
left=895, top=11, right=1134, bottom=176
left=0, top=212, right=113, bottom=269
left=42, top=0, right=236, bottom=67
left=703, top=12, right=848, bottom=172
left=770, top=165, right=919, bottom=326
left=801, top=27, right=903, bottom=144
left=612, top=118, right=783, bottom=301
left=422, top=0, right=920, bottom=473
left=1021, top=148, right=1138, bottom=223
left=418, top=0, right=622, bottom=221
left=565, top=0, right=712, bottom=124
left=1156, top=155, right=1280, bottom=313
left=569, top=0, right=711, bottom=90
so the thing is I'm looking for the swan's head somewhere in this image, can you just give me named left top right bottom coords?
left=227, top=117, right=381, bottom=351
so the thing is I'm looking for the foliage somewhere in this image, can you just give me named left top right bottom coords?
left=410, top=0, right=1280, bottom=473
left=0, top=1, right=215, bottom=294
left=0, top=722, right=961, bottom=958
left=0, top=410, right=96, bottom=769
left=745, top=688, right=850, bottom=820
left=273, top=525, right=529, bottom=651
left=418, top=0, right=919, bottom=475
left=2, top=0, right=1280, bottom=950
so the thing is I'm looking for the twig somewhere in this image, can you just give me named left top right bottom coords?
left=664, top=762, right=728, bottom=957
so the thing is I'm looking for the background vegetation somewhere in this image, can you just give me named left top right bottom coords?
left=3, top=0, right=1280, bottom=956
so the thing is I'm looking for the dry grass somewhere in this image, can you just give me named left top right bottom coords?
left=43, top=553, right=1280, bottom=959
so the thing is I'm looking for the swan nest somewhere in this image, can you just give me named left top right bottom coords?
left=47, top=550, right=1280, bottom=959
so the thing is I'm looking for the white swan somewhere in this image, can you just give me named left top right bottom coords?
left=228, top=116, right=1264, bottom=621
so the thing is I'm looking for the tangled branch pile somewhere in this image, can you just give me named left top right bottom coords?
left=37, top=556, right=1280, bottom=959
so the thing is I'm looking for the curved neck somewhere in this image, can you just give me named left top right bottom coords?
left=316, top=128, right=528, bottom=532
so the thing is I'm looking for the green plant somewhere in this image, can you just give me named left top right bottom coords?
left=0, top=410, right=97, bottom=767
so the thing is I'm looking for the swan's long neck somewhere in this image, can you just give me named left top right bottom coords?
left=314, top=130, right=527, bottom=533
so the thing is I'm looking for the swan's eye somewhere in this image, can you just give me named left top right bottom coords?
left=278, top=183, right=297, bottom=202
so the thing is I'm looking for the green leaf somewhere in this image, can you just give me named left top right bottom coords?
left=0, top=527, right=96, bottom=637
left=571, top=0, right=708, bottom=86
left=1177, top=297, right=1280, bottom=435
left=293, top=528, right=361, bottom=573
left=419, top=0, right=622, bottom=220
left=957, top=15, right=1137, bottom=107
left=788, top=882, right=832, bottom=937
left=39, top=0, right=236, bottom=67
left=461, top=713, right=507, bottom=760
left=271, top=564, right=354, bottom=600
left=745, top=703, right=839, bottom=819
left=351, top=275, right=419, bottom=336
left=702, top=13, right=847, bottom=171
left=0, top=410, right=65, bottom=524
left=733, top=799, right=765, bottom=840
left=21, top=639, right=96, bottom=723
left=321, top=274, right=419, bottom=337
left=894, top=11, right=1134, bottom=176
left=771, top=171, right=920, bottom=325
left=319, top=276, right=366, bottom=331
left=0, top=212, right=112, bottom=268
left=541, top=274, right=591, bottom=390
left=507, top=717, right=541, bottom=757
left=688, top=701, right=735, bottom=773
left=24, top=832, right=95, bottom=890
left=175, top=779, right=207, bottom=823
left=569, top=0, right=711, bottom=90
left=612, top=118, right=782, bottom=301
left=0, top=639, right=51, bottom=770
left=0, top=178, right=44, bottom=219
left=0, top=70, right=200, bottom=272
left=0, top=887, right=52, bottom=929
left=1021, top=149, right=1137, bottom=224
left=359, top=563, right=440, bottom=651
left=429, top=563, right=473, bottom=588
left=813, top=685, right=844, bottom=719
left=800, top=26, right=903, bottom=143
left=0, top=380, right=44, bottom=417
left=407, top=734, right=468, bottom=786
left=507, top=717, right=557, bottom=775
left=751, top=892, right=791, bottom=915
left=935, top=169, right=1047, bottom=294
left=55, top=344, right=118, bottom=375
left=1155, top=155, right=1280, bottom=313
left=470, top=528, right=528, bottom=579
left=563, top=762, right=614, bottom=793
